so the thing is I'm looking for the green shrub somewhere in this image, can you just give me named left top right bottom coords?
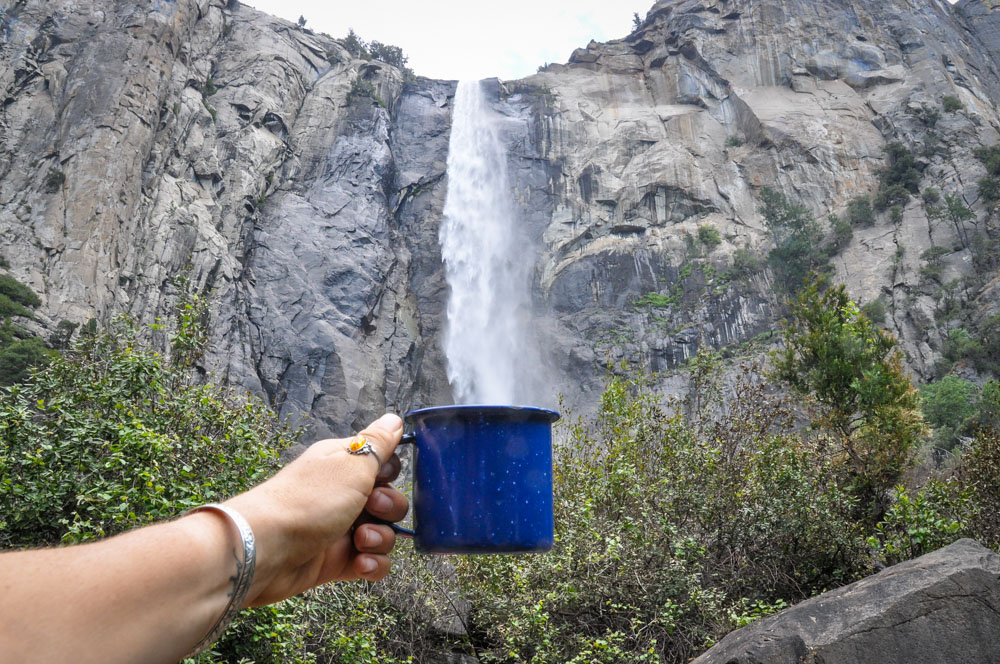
left=0, top=275, right=41, bottom=310
left=942, top=327, right=982, bottom=365
left=942, top=96, right=963, bottom=112
left=846, top=196, right=875, bottom=226
left=0, top=336, right=51, bottom=385
left=974, top=145, right=1000, bottom=176
left=873, top=183, right=910, bottom=211
left=697, top=224, right=721, bottom=249
left=725, top=135, right=744, bottom=147
left=348, top=73, right=377, bottom=103
left=861, top=297, right=887, bottom=325
left=44, top=168, right=65, bottom=193
left=922, top=187, right=941, bottom=205
left=634, top=291, right=676, bottom=308
left=921, top=246, right=951, bottom=262
left=958, top=429, right=1000, bottom=549
left=0, top=316, right=293, bottom=547
left=920, top=375, right=979, bottom=450
left=48, top=320, right=78, bottom=350
left=869, top=481, right=971, bottom=565
left=455, top=369, right=867, bottom=663
left=978, top=177, right=1000, bottom=202
left=911, top=104, right=940, bottom=127
left=880, top=142, right=921, bottom=192
left=772, top=279, right=926, bottom=513
left=759, top=187, right=827, bottom=291
left=728, top=247, right=764, bottom=281
left=828, top=214, right=853, bottom=253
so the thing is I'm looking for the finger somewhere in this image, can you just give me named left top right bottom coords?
left=354, top=553, right=391, bottom=581
left=353, top=523, right=396, bottom=554
left=365, top=486, right=409, bottom=522
left=357, top=413, right=404, bottom=463
left=376, top=453, right=402, bottom=485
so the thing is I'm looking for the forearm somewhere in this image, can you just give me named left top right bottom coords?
left=0, top=511, right=236, bottom=664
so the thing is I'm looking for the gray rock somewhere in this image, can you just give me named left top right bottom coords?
left=693, top=539, right=1000, bottom=664
left=6, top=0, right=1000, bottom=429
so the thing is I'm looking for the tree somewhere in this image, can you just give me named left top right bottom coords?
left=920, top=375, right=978, bottom=451
left=343, top=28, right=368, bottom=59
left=772, top=279, right=926, bottom=514
left=0, top=274, right=50, bottom=384
left=759, top=187, right=827, bottom=291
left=297, top=14, right=306, bottom=28
left=633, top=12, right=642, bottom=30
left=942, top=193, right=975, bottom=249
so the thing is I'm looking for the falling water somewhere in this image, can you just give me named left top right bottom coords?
left=440, top=79, right=538, bottom=405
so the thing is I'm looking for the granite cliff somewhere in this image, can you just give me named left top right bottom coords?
left=3, top=0, right=1000, bottom=436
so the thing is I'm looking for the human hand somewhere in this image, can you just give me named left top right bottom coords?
left=222, top=413, right=409, bottom=606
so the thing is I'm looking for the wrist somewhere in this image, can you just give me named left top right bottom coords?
left=181, top=504, right=257, bottom=658
left=221, top=490, right=290, bottom=605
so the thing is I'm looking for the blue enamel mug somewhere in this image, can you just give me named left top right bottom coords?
left=389, top=405, right=559, bottom=554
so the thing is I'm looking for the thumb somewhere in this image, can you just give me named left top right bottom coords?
left=354, top=413, right=404, bottom=472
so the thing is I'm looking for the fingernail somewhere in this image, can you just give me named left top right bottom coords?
left=365, top=529, right=383, bottom=548
left=370, top=489, right=392, bottom=513
left=375, top=413, right=402, bottom=432
left=358, top=556, right=377, bottom=573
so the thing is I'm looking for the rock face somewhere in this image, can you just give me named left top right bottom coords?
left=0, top=0, right=454, bottom=437
left=5, top=0, right=1000, bottom=432
left=692, top=538, right=1000, bottom=663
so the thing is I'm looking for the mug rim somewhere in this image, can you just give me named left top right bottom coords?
left=404, top=404, right=560, bottom=424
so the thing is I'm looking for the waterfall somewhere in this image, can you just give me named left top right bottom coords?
left=440, top=79, right=538, bottom=405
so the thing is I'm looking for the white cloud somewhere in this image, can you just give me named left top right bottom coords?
left=246, top=0, right=652, bottom=81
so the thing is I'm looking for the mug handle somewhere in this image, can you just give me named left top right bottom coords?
left=376, top=432, right=416, bottom=538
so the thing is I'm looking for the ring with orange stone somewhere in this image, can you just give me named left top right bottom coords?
left=347, top=434, right=383, bottom=469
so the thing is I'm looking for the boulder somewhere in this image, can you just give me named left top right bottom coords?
left=693, top=539, right=1000, bottom=664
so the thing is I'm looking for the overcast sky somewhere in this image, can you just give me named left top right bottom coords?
left=246, top=0, right=653, bottom=81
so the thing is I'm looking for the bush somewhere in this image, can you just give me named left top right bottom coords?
left=772, top=279, right=926, bottom=514
left=922, top=187, right=941, bottom=205
left=942, top=327, right=982, bottom=366
left=0, top=335, right=50, bottom=385
left=958, top=429, right=1000, bottom=549
left=873, top=183, right=910, bottom=211
left=0, top=275, right=41, bottom=310
left=0, top=308, right=320, bottom=659
left=880, top=142, right=921, bottom=193
left=942, top=96, right=963, bottom=112
left=978, top=177, right=1000, bottom=202
left=861, top=297, right=887, bottom=325
left=0, top=315, right=293, bottom=547
left=869, top=481, right=971, bottom=565
left=44, top=168, right=65, bottom=193
left=455, top=368, right=868, bottom=663
left=728, top=247, right=764, bottom=281
left=828, top=214, right=853, bottom=253
left=920, top=375, right=978, bottom=450
left=759, top=187, right=827, bottom=291
left=698, top=224, right=721, bottom=249
left=0, top=276, right=48, bottom=384
left=846, top=196, right=875, bottom=226
left=974, top=145, right=1000, bottom=176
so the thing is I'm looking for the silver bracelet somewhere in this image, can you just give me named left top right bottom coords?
left=182, top=503, right=257, bottom=659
